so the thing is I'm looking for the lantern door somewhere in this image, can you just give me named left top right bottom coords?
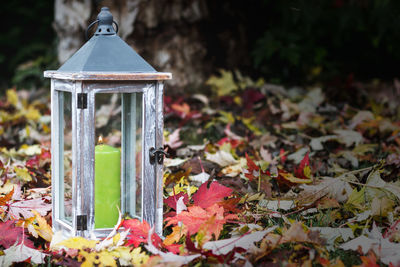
left=83, top=81, right=164, bottom=237
left=51, top=80, right=76, bottom=237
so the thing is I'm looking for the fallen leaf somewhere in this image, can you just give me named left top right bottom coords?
left=165, top=204, right=237, bottom=239
left=203, top=227, right=277, bottom=255
left=333, top=129, right=363, bottom=147
left=299, top=177, right=353, bottom=205
left=145, top=228, right=201, bottom=264
left=0, top=220, right=34, bottom=249
left=205, top=150, right=237, bottom=167
left=206, top=69, right=238, bottom=97
left=53, top=237, right=98, bottom=250
left=0, top=242, right=46, bottom=266
left=340, top=224, right=400, bottom=266
left=192, top=181, right=233, bottom=209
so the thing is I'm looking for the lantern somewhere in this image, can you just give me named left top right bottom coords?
left=44, top=7, right=171, bottom=238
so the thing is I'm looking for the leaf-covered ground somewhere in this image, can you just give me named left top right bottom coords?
left=0, top=71, right=400, bottom=266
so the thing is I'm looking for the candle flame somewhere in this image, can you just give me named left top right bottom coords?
left=98, top=136, right=103, bottom=145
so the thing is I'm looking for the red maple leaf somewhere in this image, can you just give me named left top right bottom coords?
left=192, top=181, right=233, bottom=209
left=279, top=148, right=287, bottom=164
left=164, top=192, right=189, bottom=210
left=165, top=204, right=237, bottom=239
left=295, top=152, right=310, bottom=179
left=0, top=220, right=34, bottom=249
left=244, top=153, right=270, bottom=182
left=122, top=219, right=162, bottom=248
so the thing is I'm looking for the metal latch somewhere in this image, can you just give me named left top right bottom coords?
left=76, top=215, right=87, bottom=230
left=149, top=147, right=168, bottom=165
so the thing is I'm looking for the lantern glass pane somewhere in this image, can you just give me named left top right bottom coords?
left=59, top=91, right=72, bottom=224
left=94, top=93, right=122, bottom=229
left=122, top=93, right=142, bottom=220
left=93, top=92, right=143, bottom=229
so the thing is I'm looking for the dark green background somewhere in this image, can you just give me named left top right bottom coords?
left=1, top=0, right=399, bottom=89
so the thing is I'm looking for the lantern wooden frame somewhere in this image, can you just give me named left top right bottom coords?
left=45, top=71, right=171, bottom=237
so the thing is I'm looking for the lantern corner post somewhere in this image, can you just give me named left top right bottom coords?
left=50, top=79, right=60, bottom=233
left=73, top=81, right=96, bottom=237
left=142, top=83, right=157, bottom=230
left=155, top=81, right=165, bottom=236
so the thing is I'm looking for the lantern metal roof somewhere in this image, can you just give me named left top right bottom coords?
left=44, top=7, right=171, bottom=81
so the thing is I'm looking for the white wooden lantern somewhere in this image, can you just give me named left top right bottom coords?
left=44, top=7, right=171, bottom=237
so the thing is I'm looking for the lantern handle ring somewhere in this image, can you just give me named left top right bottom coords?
left=112, top=21, right=119, bottom=35
left=85, top=19, right=119, bottom=40
left=85, top=19, right=99, bottom=40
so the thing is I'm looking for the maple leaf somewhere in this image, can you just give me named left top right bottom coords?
left=298, top=176, right=353, bottom=205
left=206, top=69, right=238, bottom=97
left=122, top=219, right=162, bottom=248
left=295, top=152, right=310, bottom=179
left=31, top=210, right=53, bottom=242
left=280, top=222, right=324, bottom=245
left=165, top=204, right=238, bottom=240
left=355, top=252, right=380, bottom=267
left=164, top=225, right=187, bottom=246
left=146, top=228, right=201, bottom=264
left=0, top=242, right=46, bottom=266
left=192, top=181, right=233, bottom=209
left=165, top=128, right=183, bottom=149
left=203, top=227, right=276, bottom=255
left=53, top=237, right=98, bottom=250
left=277, top=169, right=312, bottom=187
left=7, top=196, right=51, bottom=219
left=205, top=150, right=237, bottom=167
left=164, top=192, right=189, bottom=210
left=340, top=224, right=400, bottom=266
left=0, top=220, right=34, bottom=249
left=0, top=187, right=14, bottom=206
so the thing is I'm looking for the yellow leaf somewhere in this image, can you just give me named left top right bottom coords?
left=18, top=144, right=41, bottom=156
left=6, top=89, right=19, bottom=107
left=279, top=172, right=312, bottom=184
left=303, top=165, right=312, bottom=179
left=110, top=247, right=149, bottom=266
left=32, top=210, right=53, bottom=242
left=56, top=237, right=98, bottom=250
left=206, top=69, right=238, bottom=97
left=14, top=166, right=32, bottom=182
left=0, top=181, right=17, bottom=194
left=346, top=187, right=366, bottom=210
left=371, top=197, right=394, bottom=217
left=79, top=250, right=116, bottom=267
left=25, top=106, right=41, bottom=121
left=130, top=247, right=150, bottom=266
left=164, top=225, right=187, bottom=246
left=172, top=183, right=197, bottom=197
left=219, top=111, right=235, bottom=124
left=241, top=117, right=262, bottom=136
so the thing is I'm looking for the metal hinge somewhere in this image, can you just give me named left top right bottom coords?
left=76, top=215, right=87, bottom=231
left=77, top=93, right=87, bottom=109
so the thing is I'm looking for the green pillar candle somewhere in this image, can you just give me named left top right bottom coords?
left=95, top=140, right=121, bottom=228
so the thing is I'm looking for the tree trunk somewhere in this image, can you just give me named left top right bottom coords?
left=54, top=0, right=252, bottom=93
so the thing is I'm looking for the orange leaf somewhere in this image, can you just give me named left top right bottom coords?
left=165, top=204, right=237, bottom=238
left=164, top=225, right=187, bottom=246
left=0, top=187, right=14, bottom=206
left=171, top=103, right=190, bottom=115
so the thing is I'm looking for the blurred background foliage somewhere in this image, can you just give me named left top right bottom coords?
left=0, top=0, right=55, bottom=91
left=253, top=0, right=400, bottom=84
left=0, top=0, right=399, bottom=91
